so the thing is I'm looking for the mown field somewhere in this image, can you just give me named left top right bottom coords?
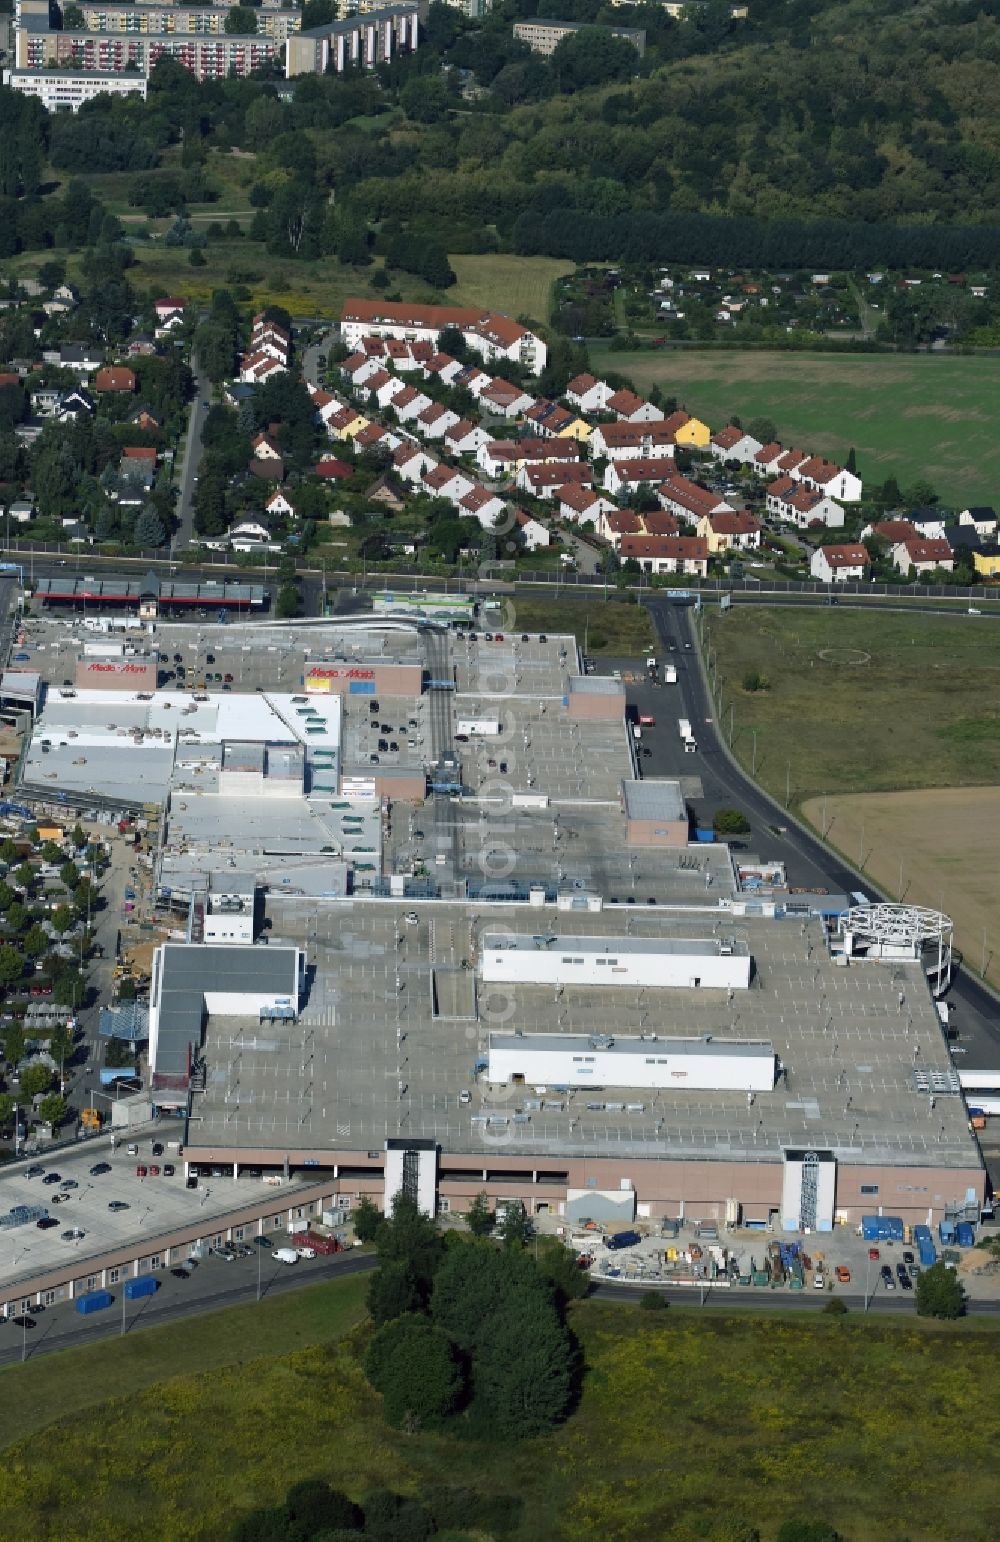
left=1, top=1292, right=999, bottom=1542
left=596, top=347, right=1000, bottom=507
left=704, top=604, right=1000, bottom=804
left=800, top=786, right=1000, bottom=988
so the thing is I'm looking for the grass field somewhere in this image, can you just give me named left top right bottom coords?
left=801, top=787, right=1000, bottom=987
left=0, top=1272, right=368, bottom=1454
left=447, top=254, right=571, bottom=324
left=595, top=348, right=1000, bottom=507
left=704, top=605, right=1000, bottom=805
left=2, top=1298, right=1000, bottom=1541
left=501, top=596, right=653, bottom=652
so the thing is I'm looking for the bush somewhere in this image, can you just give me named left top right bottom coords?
left=713, top=808, right=751, bottom=836
left=822, top=1296, right=848, bottom=1315
left=639, top=1291, right=669, bottom=1310
left=742, top=669, right=769, bottom=692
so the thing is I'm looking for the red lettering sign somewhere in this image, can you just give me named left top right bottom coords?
left=307, top=667, right=375, bottom=681
left=85, top=662, right=151, bottom=675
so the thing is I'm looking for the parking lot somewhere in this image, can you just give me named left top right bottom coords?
left=0, top=1137, right=322, bottom=1297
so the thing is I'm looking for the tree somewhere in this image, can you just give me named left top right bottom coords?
left=466, top=1190, right=495, bottom=1238
left=19, top=1065, right=54, bottom=1099
left=353, top=1195, right=382, bottom=1243
left=62, top=3, right=86, bottom=29
left=38, top=1093, right=67, bottom=1129
left=551, top=28, right=639, bottom=92
left=0, top=838, right=17, bottom=865
left=363, top=1313, right=464, bottom=1430
left=747, top=416, right=777, bottom=445
left=134, top=508, right=167, bottom=548
left=916, top=1260, right=966, bottom=1319
left=284, top=1480, right=360, bottom=1535
left=0, top=1093, right=14, bottom=1126
left=845, top=447, right=857, bottom=475
left=375, top=1192, right=444, bottom=1294
left=0, top=945, right=23, bottom=987
left=498, top=1199, right=533, bottom=1248
left=534, top=1237, right=589, bottom=1305
left=276, top=582, right=300, bottom=619
left=225, top=5, right=258, bottom=34
left=3, top=1025, right=24, bottom=1069
left=51, top=904, right=75, bottom=935
left=22, top=924, right=48, bottom=959
left=471, top=1297, right=574, bottom=1438
left=367, top=1261, right=423, bottom=1324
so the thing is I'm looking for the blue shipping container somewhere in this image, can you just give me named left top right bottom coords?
left=862, top=1215, right=880, bottom=1241
left=913, top=1225, right=932, bottom=1246
left=695, top=828, right=715, bottom=843
left=75, top=1290, right=113, bottom=1316
left=919, top=1240, right=937, bottom=1268
left=956, top=1222, right=975, bottom=1248
left=886, top=1216, right=904, bottom=1241
left=124, top=1276, right=159, bottom=1301
left=938, top=1220, right=956, bottom=1245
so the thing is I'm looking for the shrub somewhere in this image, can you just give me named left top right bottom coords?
left=742, top=669, right=769, bottom=692
left=822, top=1296, right=848, bottom=1315
left=639, top=1291, right=669, bottom=1310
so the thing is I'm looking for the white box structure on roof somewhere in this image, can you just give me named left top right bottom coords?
left=481, top=932, right=751, bottom=990
left=487, top=1032, right=776, bottom=1091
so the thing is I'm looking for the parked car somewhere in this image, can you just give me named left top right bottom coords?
left=25, top=1165, right=44, bottom=1179
left=36, top=1216, right=58, bottom=1230
left=42, top=1173, right=61, bottom=1186
left=835, top=1265, right=851, bottom=1283
left=89, top=1163, right=111, bottom=1176
left=108, top=1201, right=130, bottom=1213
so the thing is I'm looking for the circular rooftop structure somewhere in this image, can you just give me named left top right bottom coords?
left=842, top=903, right=953, bottom=992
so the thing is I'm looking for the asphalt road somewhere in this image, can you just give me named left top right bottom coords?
left=0, top=1247, right=374, bottom=1367
left=643, top=597, right=1000, bottom=1075
left=174, top=355, right=214, bottom=551
left=3, top=1244, right=994, bottom=1367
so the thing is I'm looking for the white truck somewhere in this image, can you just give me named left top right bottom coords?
left=678, top=718, right=697, bottom=753
left=664, top=664, right=677, bottom=685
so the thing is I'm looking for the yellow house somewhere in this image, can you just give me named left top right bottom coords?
left=336, top=409, right=369, bottom=442
left=673, top=414, right=712, bottom=449
left=973, top=549, right=1000, bottom=577
left=556, top=418, right=591, bottom=443
left=696, top=509, right=764, bottom=554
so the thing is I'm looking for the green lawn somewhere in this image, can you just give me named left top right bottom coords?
left=1, top=1297, right=999, bottom=1541
left=504, top=596, right=654, bottom=653
left=701, top=604, right=1000, bottom=806
left=0, top=1272, right=368, bottom=1454
left=595, top=347, right=1000, bottom=507
left=447, top=254, right=572, bottom=327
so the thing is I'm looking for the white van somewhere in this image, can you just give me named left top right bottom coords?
left=273, top=1248, right=299, bottom=1265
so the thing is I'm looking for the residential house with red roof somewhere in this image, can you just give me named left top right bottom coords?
left=891, top=537, right=955, bottom=576
left=620, top=535, right=709, bottom=576
left=696, top=508, right=763, bottom=554
left=810, top=544, right=871, bottom=583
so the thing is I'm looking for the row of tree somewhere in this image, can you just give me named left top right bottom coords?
left=512, top=207, right=1000, bottom=275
